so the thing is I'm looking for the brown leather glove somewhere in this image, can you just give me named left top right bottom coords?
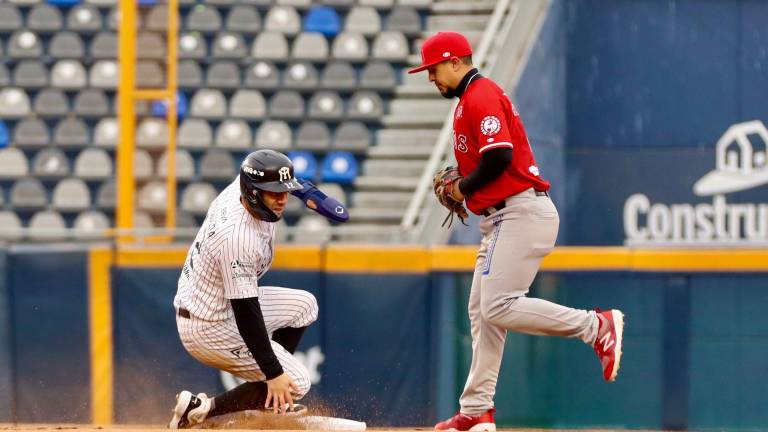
left=433, top=166, right=469, bottom=228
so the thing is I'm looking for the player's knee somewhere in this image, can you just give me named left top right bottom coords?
left=480, top=296, right=508, bottom=326
left=289, top=364, right=312, bottom=398
left=303, top=291, right=319, bottom=324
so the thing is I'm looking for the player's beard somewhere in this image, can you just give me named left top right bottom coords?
left=439, top=84, right=457, bottom=99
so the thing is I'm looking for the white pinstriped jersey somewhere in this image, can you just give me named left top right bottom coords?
left=174, top=178, right=276, bottom=322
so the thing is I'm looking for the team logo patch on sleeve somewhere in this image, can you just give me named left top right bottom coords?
left=480, top=115, right=502, bottom=136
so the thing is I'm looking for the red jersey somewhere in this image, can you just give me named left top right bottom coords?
left=453, top=75, right=550, bottom=214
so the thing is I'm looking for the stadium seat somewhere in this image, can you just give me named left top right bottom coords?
left=284, top=62, right=320, bottom=90
left=332, top=32, right=368, bottom=61
left=288, top=150, right=317, bottom=181
left=134, top=211, right=154, bottom=229
left=7, top=0, right=41, bottom=7
left=398, top=0, right=432, bottom=8
left=74, top=89, right=110, bottom=117
left=244, top=61, right=280, bottom=89
left=0, top=88, right=31, bottom=118
left=106, top=5, right=119, bottom=30
left=137, top=118, right=169, bottom=149
left=175, top=211, right=198, bottom=230
left=181, top=182, right=217, bottom=215
left=255, top=120, right=292, bottom=151
left=85, top=0, right=116, bottom=8
left=386, top=6, right=421, bottom=36
left=0, top=65, right=9, bottom=87
left=14, top=118, right=50, bottom=147
left=138, top=181, right=167, bottom=213
left=52, top=178, right=91, bottom=211
left=73, top=210, right=110, bottom=239
left=179, top=32, right=207, bottom=60
left=372, top=31, right=409, bottom=60
left=33, top=88, right=69, bottom=118
left=360, top=61, right=396, bottom=90
left=0, top=148, right=29, bottom=179
left=251, top=32, right=289, bottom=61
left=0, top=4, right=23, bottom=33
left=95, top=179, right=116, bottom=209
left=74, top=148, right=112, bottom=179
left=156, top=149, right=195, bottom=181
left=225, top=5, right=261, bottom=35
left=190, top=89, right=226, bottom=119
left=8, top=31, right=43, bottom=59
left=360, top=0, right=394, bottom=9
left=0, top=121, right=9, bottom=148
left=264, top=5, right=301, bottom=35
left=229, top=89, right=267, bottom=120
left=321, top=0, right=354, bottom=8
left=144, top=5, right=167, bottom=32
left=215, top=119, right=251, bottom=149
left=54, top=117, right=89, bottom=147
left=137, top=32, right=165, bottom=59
left=49, top=32, right=85, bottom=59
left=28, top=210, right=68, bottom=241
left=345, top=6, right=381, bottom=35
left=212, top=32, right=247, bottom=59
left=0, top=212, right=23, bottom=242
left=178, top=60, right=204, bottom=89
left=200, top=150, right=236, bottom=180
left=206, top=61, right=240, bottom=89
left=293, top=215, right=331, bottom=244
left=334, top=121, right=370, bottom=153
left=49, top=0, right=81, bottom=8
left=292, top=32, right=330, bottom=61
left=269, top=91, right=305, bottom=120
left=348, top=91, right=384, bottom=119
left=205, top=0, right=235, bottom=7
left=303, top=6, right=341, bottom=37
left=151, top=92, right=188, bottom=118
left=321, top=151, right=358, bottom=184
left=134, top=149, right=153, bottom=180
left=277, top=0, right=311, bottom=9
left=317, top=182, right=346, bottom=205
left=136, top=61, right=164, bottom=88
left=296, top=121, right=331, bottom=151
left=13, top=60, right=48, bottom=89
left=10, top=177, right=47, bottom=209
left=67, top=4, right=102, bottom=33
left=186, top=4, right=222, bottom=34
left=90, top=31, right=118, bottom=59
left=27, top=4, right=63, bottom=34
left=93, top=117, right=117, bottom=147
left=308, top=91, right=344, bottom=120
left=178, top=118, right=213, bottom=149
left=89, top=60, right=118, bottom=89
left=51, top=60, right=87, bottom=89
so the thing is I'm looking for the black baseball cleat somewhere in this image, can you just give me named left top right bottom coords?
left=169, top=390, right=212, bottom=429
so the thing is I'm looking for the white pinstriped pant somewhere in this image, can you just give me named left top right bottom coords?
left=176, top=286, right=319, bottom=398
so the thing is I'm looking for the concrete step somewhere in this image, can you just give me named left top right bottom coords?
left=354, top=176, right=420, bottom=191
left=389, top=99, right=453, bottom=115
left=382, top=114, right=446, bottom=128
left=427, top=15, right=490, bottom=31
left=376, top=128, right=440, bottom=146
left=367, top=145, right=433, bottom=159
left=352, top=191, right=414, bottom=208
left=431, top=0, right=496, bottom=14
left=362, top=159, right=426, bottom=177
left=348, top=207, right=404, bottom=224
left=335, top=223, right=405, bottom=243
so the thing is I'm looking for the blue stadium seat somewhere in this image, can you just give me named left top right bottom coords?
left=321, top=151, right=357, bottom=184
left=0, top=121, right=9, bottom=148
left=48, top=0, right=81, bottom=7
left=303, top=6, right=340, bottom=37
left=152, top=91, right=188, bottom=118
left=288, top=150, right=317, bottom=181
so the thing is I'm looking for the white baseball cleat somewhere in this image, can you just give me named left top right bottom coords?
left=169, top=390, right=212, bottom=429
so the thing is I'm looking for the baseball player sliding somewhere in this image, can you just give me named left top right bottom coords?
left=169, top=149, right=347, bottom=429
left=412, top=32, right=625, bottom=431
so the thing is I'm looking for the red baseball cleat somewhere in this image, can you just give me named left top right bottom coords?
left=434, top=408, right=496, bottom=432
left=594, top=308, right=625, bottom=381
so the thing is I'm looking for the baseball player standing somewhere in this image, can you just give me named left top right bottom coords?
left=411, top=32, right=625, bottom=431
left=169, top=150, right=319, bottom=428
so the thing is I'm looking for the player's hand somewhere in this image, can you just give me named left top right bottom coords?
left=265, top=373, right=300, bottom=414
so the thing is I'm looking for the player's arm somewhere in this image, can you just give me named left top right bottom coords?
left=290, top=179, right=348, bottom=222
left=457, top=148, right=512, bottom=198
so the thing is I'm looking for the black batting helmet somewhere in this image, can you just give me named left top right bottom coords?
left=239, top=150, right=303, bottom=222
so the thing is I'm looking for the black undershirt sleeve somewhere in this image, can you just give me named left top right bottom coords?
left=458, top=147, right=513, bottom=197
left=230, top=297, right=284, bottom=380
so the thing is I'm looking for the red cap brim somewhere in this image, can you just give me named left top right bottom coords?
left=407, top=58, right=447, bottom=74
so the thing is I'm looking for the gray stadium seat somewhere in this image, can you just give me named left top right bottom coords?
left=278, top=0, right=311, bottom=8
left=134, top=149, right=153, bottom=180
left=199, top=150, right=236, bottom=180
left=0, top=4, right=22, bottom=33
left=178, top=60, right=204, bottom=89
left=321, top=0, right=354, bottom=7
left=73, top=210, right=110, bottom=239
left=292, top=32, right=329, bottom=61
left=137, top=32, right=165, bottom=60
left=334, top=121, right=371, bottom=152
left=190, top=89, right=226, bottom=119
left=186, top=5, right=221, bottom=34
left=138, top=181, right=167, bottom=213
left=181, top=182, right=217, bottom=215
left=96, top=179, right=116, bottom=209
left=293, top=215, right=331, bottom=244
left=7, top=0, right=41, bottom=6
left=136, top=61, right=164, bottom=88
left=93, top=118, right=118, bottom=147
left=332, top=32, right=368, bottom=61
left=89, top=60, right=118, bottom=89
left=296, top=121, right=331, bottom=151
left=348, top=91, right=385, bottom=119
left=212, top=32, right=247, bottom=59
left=269, top=90, right=305, bottom=120
left=317, top=182, right=346, bottom=204
left=264, top=5, right=301, bottom=35
left=397, top=0, right=432, bottom=8
left=360, top=0, right=394, bottom=9
left=13, top=60, right=48, bottom=89
left=229, top=89, right=267, bottom=120
left=284, top=62, right=319, bottom=90
left=0, top=212, right=23, bottom=242
left=321, top=61, right=357, bottom=90
left=86, top=0, right=117, bottom=8
left=178, top=118, right=213, bottom=149
left=10, top=178, right=47, bottom=209
left=49, top=32, right=85, bottom=59
left=74, top=148, right=112, bottom=179
left=53, top=178, right=91, bottom=211
left=54, top=117, right=89, bottom=147
left=225, top=5, right=261, bottom=35
left=32, top=148, right=70, bottom=179
left=175, top=211, right=198, bottom=230
left=215, top=120, right=251, bottom=149
left=0, top=65, right=9, bottom=87
left=105, top=5, right=119, bottom=30
left=33, top=88, right=69, bottom=118
left=206, top=61, right=240, bottom=89
left=308, top=91, right=344, bottom=120
left=386, top=6, right=420, bottom=36
left=28, top=210, right=68, bottom=241
left=0, top=148, right=29, bottom=179
left=27, top=4, right=63, bottom=33
left=66, top=4, right=102, bottom=34
left=360, top=61, right=396, bottom=90
left=372, top=31, right=409, bottom=60
left=134, top=211, right=155, bottom=229
left=255, top=120, right=292, bottom=151
left=251, top=32, right=289, bottom=61
left=74, top=89, right=110, bottom=117
left=244, top=61, right=279, bottom=89
left=8, top=31, right=43, bottom=59
left=14, top=117, right=49, bottom=147
left=51, top=60, right=87, bottom=89
left=156, top=149, right=195, bottom=181
left=345, top=6, right=381, bottom=35
left=137, top=118, right=169, bottom=149
left=144, top=5, right=168, bottom=32
left=0, top=87, right=31, bottom=118
left=179, top=32, right=206, bottom=60
left=90, top=31, right=118, bottom=59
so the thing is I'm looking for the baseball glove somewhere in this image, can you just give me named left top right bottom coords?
left=433, top=166, right=469, bottom=228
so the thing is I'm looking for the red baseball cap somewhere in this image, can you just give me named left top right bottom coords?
left=408, top=31, right=473, bottom=74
